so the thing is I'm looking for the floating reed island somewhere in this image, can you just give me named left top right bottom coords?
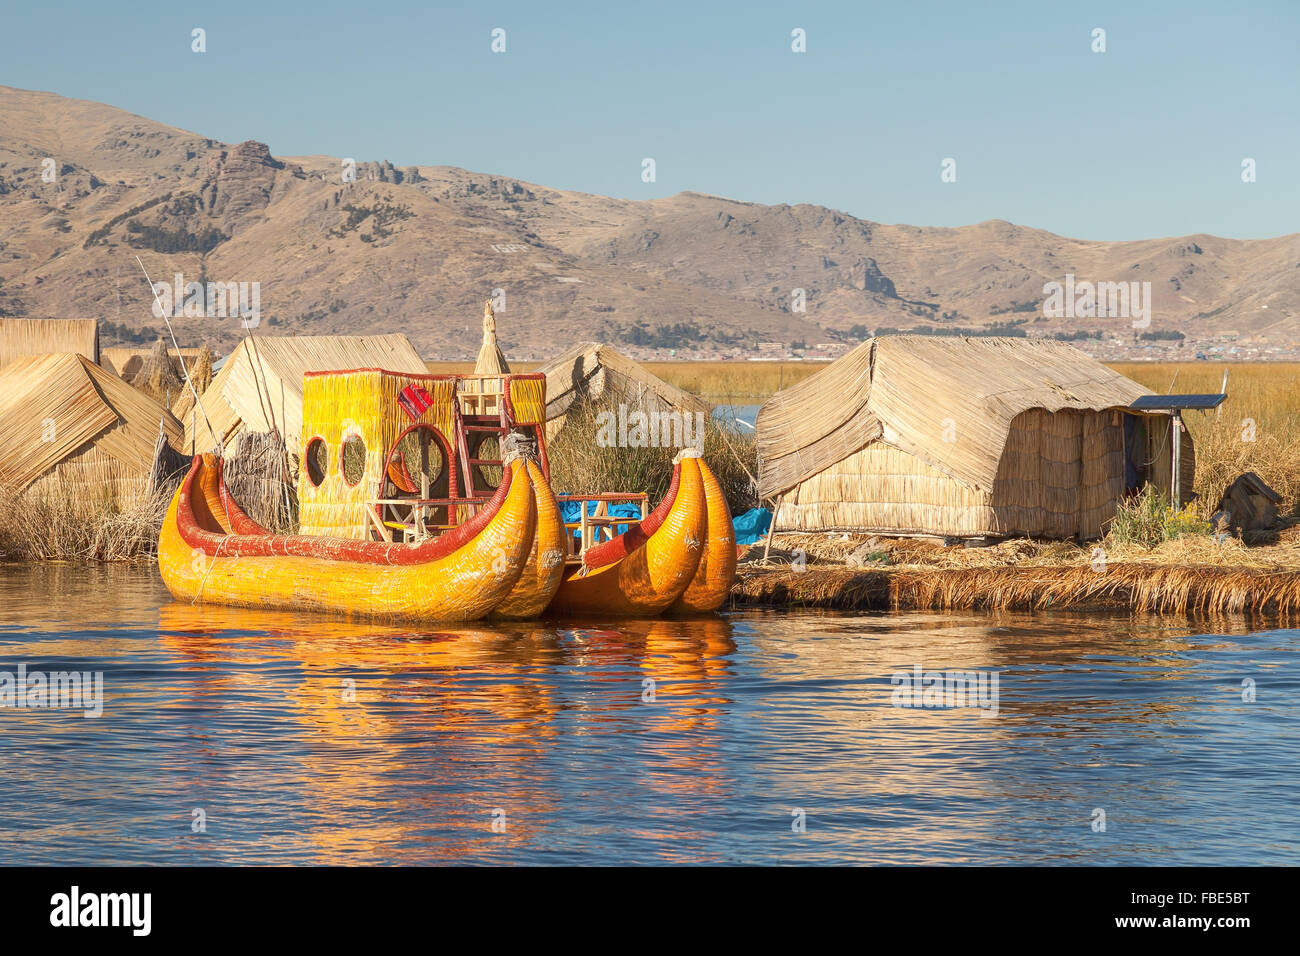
left=4, top=312, right=1298, bottom=628
left=732, top=529, right=1300, bottom=619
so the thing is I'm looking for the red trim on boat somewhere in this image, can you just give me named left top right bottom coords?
left=175, top=455, right=515, bottom=565
left=580, top=461, right=681, bottom=570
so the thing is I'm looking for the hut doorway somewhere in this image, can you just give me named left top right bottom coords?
left=1122, top=413, right=1151, bottom=495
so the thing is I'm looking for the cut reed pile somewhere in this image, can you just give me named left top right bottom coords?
left=222, top=430, right=297, bottom=533
left=732, top=563, right=1300, bottom=618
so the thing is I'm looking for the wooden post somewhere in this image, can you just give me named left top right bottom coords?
left=419, top=429, right=431, bottom=532
left=1171, top=411, right=1183, bottom=509
left=762, top=494, right=783, bottom=563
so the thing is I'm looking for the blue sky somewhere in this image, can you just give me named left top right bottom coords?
left=3, top=0, right=1297, bottom=240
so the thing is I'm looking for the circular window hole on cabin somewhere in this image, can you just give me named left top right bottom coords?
left=471, top=434, right=503, bottom=492
left=305, top=438, right=328, bottom=487
left=341, top=435, right=367, bottom=487
left=385, top=426, right=446, bottom=497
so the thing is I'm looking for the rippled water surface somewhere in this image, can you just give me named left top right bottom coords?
left=1, top=564, right=1296, bottom=865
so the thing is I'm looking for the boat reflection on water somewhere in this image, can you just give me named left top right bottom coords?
left=155, top=602, right=738, bottom=863
left=4, top=561, right=1293, bottom=865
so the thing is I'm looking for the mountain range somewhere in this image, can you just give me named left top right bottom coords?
left=2, top=85, right=1297, bottom=359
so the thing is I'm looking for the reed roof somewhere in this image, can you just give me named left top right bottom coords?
left=536, top=342, right=713, bottom=419
left=757, top=335, right=1155, bottom=498
left=182, top=333, right=427, bottom=455
left=0, top=318, right=99, bottom=369
left=0, top=352, right=182, bottom=491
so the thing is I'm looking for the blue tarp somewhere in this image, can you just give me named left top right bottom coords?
left=558, top=498, right=643, bottom=545
left=733, top=507, right=772, bottom=545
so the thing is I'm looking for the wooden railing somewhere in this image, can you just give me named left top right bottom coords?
left=556, top=492, right=648, bottom=562
left=367, top=496, right=491, bottom=543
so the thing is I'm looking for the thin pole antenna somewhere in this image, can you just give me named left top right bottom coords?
left=135, top=256, right=222, bottom=456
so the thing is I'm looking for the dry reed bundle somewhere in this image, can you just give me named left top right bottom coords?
left=222, top=430, right=297, bottom=533
left=132, top=338, right=184, bottom=407
left=732, top=562, right=1300, bottom=619
left=171, top=342, right=214, bottom=420
left=474, top=302, right=510, bottom=375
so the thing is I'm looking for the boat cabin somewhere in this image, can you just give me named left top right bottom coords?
left=296, top=367, right=646, bottom=560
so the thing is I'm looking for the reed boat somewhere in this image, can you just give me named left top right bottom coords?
left=159, top=451, right=541, bottom=621
left=548, top=449, right=736, bottom=617
left=159, top=361, right=565, bottom=622
left=158, top=303, right=736, bottom=620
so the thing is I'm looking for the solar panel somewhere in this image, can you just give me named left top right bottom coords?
left=1128, top=393, right=1227, bottom=411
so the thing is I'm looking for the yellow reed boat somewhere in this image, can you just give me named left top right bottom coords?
left=158, top=306, right=736, bottom=621
left=548, top=449, right=736, bottom=617
left=159, top=452, right=541, bottom=622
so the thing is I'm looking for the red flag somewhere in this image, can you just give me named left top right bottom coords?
left=398, top=384, right=434, bottom=421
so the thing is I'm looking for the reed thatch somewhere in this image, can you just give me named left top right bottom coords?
left=297, top=369, right=459, bottom=539
left=170, top=343, right=214, bottom=421
left=0, top=318, right=99, bottom=369
left=474, top=301, right=510, bottom=375
left=757, top=335, right=1187, bottom=539
left=535, top=342, right=713, bottom=438
left=181, top=333, right=428, bottom=457
left=0, top=352, right=183, bottom=513
left=101, top=344, right=211, bottom=384
left=223, top=430, right=297, bottom=534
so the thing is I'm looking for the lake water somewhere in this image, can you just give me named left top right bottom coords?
left=1, top=564, right=1296, bottom=865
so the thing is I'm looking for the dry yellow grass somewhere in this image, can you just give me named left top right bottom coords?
left=426, top=359, right=828, bottom=404
left=1110, top=362, right=1300, bottom=517
left=646, top=361, right=829, bottom=403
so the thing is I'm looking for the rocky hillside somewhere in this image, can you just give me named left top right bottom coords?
left=2, top=85, right=1297, bottom=358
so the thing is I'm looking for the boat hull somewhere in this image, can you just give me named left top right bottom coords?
left=159, top=454, right=538, bottom=622
left=669, top=453, right=737, bottom=614
left=547, top=451, right=734, bottom=617
left=491, top=459, right=568, bottom=619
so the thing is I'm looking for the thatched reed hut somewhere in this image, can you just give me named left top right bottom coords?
left=0, top=352, right=183, bottom=512
left=0, top=318, right=99, bottom=369
left=757, top=335, right=1192, bottom=540
left=535, top=342, right=712, bottom=438
left=181, top=333, right=427, bottom=457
